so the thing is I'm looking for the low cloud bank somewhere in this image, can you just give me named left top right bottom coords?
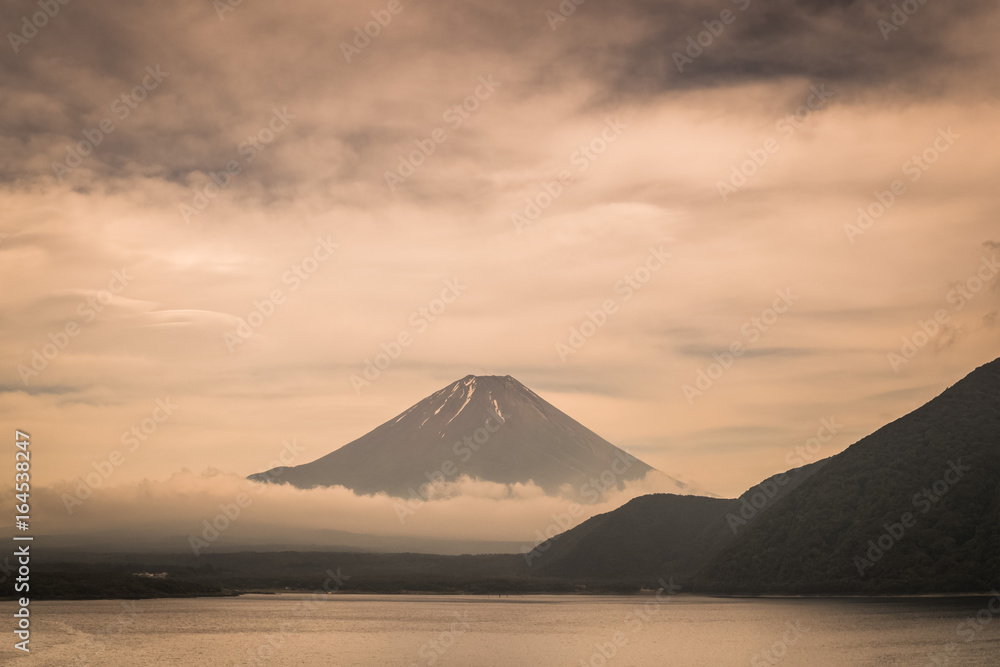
left=11, top=469, right=688, bottom=554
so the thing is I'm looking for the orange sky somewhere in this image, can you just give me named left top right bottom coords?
left=1, top=0, right=998, bottom=522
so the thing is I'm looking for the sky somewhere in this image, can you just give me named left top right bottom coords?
left=1, top=0, right=999, bottom=547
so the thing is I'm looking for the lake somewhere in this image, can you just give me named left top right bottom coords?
left=2, top=594, right=998, bottom=665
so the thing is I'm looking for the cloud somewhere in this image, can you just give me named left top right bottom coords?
left=3, top=0, right=999, bottom=194
left=17, top=470, right=688, bottom=552
left=597, top=0, right=1000, bottom=96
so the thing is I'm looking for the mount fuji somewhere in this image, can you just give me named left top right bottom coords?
left=249, top=375, right=692, bottom=500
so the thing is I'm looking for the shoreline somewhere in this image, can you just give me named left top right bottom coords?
left=5, top=590, right=996, bottom=603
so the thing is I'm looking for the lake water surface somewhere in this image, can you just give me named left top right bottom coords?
left=2, top=594, right=998, bottom=666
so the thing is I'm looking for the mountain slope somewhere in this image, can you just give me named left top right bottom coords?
left=530, top=462, right=823, bottom=580
left=249, top=375, right=688, bottom=499
left=700, top=357, right=1000, bottom=593
left=528, top=358, right=999, bottom=594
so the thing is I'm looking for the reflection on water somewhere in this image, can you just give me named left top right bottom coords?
left=2, top=594, right=998, bottom=666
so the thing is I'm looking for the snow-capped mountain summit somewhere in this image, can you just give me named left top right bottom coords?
left=249, top=374, right=691, bottom=500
